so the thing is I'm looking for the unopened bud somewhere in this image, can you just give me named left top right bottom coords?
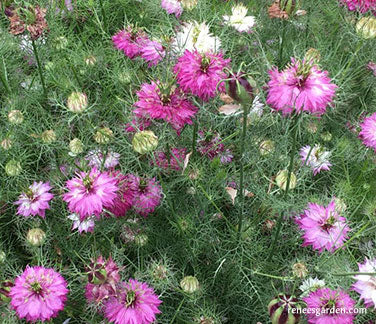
left=26, top=228, right=46, bottom=247
left=132, top=130, right=158, bottom=154
left=180, top=275, right=199, bottom=293
left=94, top=127, right=113, bottom=144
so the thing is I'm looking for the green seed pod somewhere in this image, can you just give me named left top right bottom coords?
left=132, top=131, right=158, bottom=154
left=268, top=294, right=301, bottom=324
left=226, top=72, right=255, bottom=105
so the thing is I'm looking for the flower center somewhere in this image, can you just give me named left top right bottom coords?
left=30, top=281, right=42, bottom=294
left=160, top=93, right=171, bottom=105
left=139, top=179, right=147, bottom=193
left=83, top=175, right=93, bottom=191
left=321, top=298, right=337, bottom=313
left=26, top=189, right=35, bottom=200
left=321, top=214, right=336, bottom=232
left=126, top=290, right=136, bottom=307
left=201, top=56, right=211, bottom=73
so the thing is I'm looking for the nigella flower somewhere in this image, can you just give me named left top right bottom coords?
left=112, top=27, right=148, bottom=59
left=339, top=0, right=376, bottom=15
left=197, top=130, right=233, bottom=164
left=104, top=279, right=162, bottom=324
left=85, top=149, right=121, bottom=169
left=161, top=0, right=183, bottom=17
left=140, top=39, right=165, bottom=67
left=299, top=145, right=331, bottom=175
left=223, top=4, right=256, bottom=33
left=67, top=213, right=95, bottom=234
left=295, top=200, right=350, bottom=253
left=266, top=58, right=337, bottom=116
left=133, top=81, right=198, bottom=134
left=152, top=147, right=187, bottom=171
left=15, top=181, right=54, bottom=218
left=352, top=258, right=376, bottom=307
left=63, top=167, right=118, bottom=220
left=172, top=21, right=221, bottom=54
left=85, top=256, right=120, bottom=305
left=367, top=61, right=376, bottom=76
left=299, top=277, right=326, bottom=297
left=174, top=50, right=230, bottom=101
left=127, top=175, right=162, bottom=217
left=359, top=112, right=376, bottom=151
left=9, top=266, right=68, bottom=322
left=106, top=172, right=135, bottom=218
left=303, top=288, right=356, bottom=323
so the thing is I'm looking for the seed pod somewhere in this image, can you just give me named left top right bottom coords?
left=180, top=275, right=199, bottom=293
left=226, top=72, right=254, bottom=105
left=279, top=0, right=299, bottom=16
left=268, top=294, right=301, bottom=324
left=26, top=228, right=46, bottom=247
left=132, top=130, right=158, bottom=154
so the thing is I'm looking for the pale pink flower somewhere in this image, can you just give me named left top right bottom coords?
left=352, top=258, right=376, bottom=308
left=85, top=149, right=120, bottom=169
left=161, top=0, right=183, bottom=17
left=299, top=145, right=331, bottom=175
left=67, top=213, right=95, bottom=234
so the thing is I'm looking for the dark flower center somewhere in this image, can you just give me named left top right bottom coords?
left=126, top=290, right=136, bottom=307
left=321, top=215, right=336, bottom=232
left=30, top=281, right=42, bottom=294
left=321, top=298, right=338, bottom=315
left=139, top=179, right=147, bottom=193
left=201, top=56, right=211, bottom=73
left=83, top=175, right=94, bottom=191
left=160, top=93, right=171, bottom=105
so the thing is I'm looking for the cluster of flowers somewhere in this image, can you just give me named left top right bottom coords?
left=14, top=168, right=162, bottom=234
left=340, top=0, right=376, bottom=16
left=4, top=257, right=162, bottom=323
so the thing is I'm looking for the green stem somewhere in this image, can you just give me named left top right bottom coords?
left=278, top=21, right=287, bottom=67
left=98, top=0, right=108, bottom=32
left=31, top=39, right=47, bottom=100
left=237, top=103, right=249, bottom=239
left=267, top=116, right=299, bottom=261
left=191, top=119, right=199, bottom=156
left=252, top=271, right=293, bottom=281
left=0, top=58, right=11, bottom=95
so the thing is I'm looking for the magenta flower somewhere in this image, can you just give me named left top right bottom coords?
left=197, top=130, right=233, bottom=164
left=173, top=50, right=230, bottom=101
left=140, top=39, right=165, bottom=67
left=85, top=256, right=120, bottom=305
left=359, top=112, right=376, bottom=151
left=161, top=0, right=183, bottom=17
left=67, top=213, right=95, bottom=234
left=104, top=279, right=162, bottom=324
left=127, top=175, right=162, bottom=217
left=112, top=27, right=147, bottom=59
left=339, top=0, right=376, bottom=15
left=134, top=81, right=198, bottom=134
left=299, top=145, right=331, bottom=175
left=266, top=58, right=337, bottom=116
left=352, top=258, right=376, bottom=307
left=106, top=172, right=135, bottom=218
left=15, top=181, right=54, bottom=218
left=303, top=288, right=356, bottom=323
left=9, top=266, right=68, bottom=322
left=295, top=200, right=350, bottom=253
left=63, top=167, right=118, bottom=220
left=152, top=147, right=187, bottom=171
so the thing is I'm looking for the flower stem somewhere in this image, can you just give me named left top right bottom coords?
left=0, top=58, right=11, bottom=95
left=98, top=0, right=108, bottom=32
left=31, top=39, right=47, bottom=100
left=267, top=115, right=299, bottom=261
left=278, top=21, right=287, bottom=67
left=191, top=119, right=198, bottom=156
left=237, top=103, right=250, bottom=240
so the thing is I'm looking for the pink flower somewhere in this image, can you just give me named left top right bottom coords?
left=352, top=258, right=376, bottom=308
left=104, top=279, right=162, bottom=324
left=14, top=181, right=54, bottom=218
left=173, top=50, right=230, bottom=101
left=152, top=147, right=187, bottom=171
left=134, top=81, right=198, bottom=134
left=197, top=130, right=233, bottom=164
left=303, top=287, right=356, bottom=323
left=85, top=256, right=120, bottom=305
left=125, top=118, right=151, bottom=133
left=295, top=200, right=350, bottom=253
left=127, top=175, right=162, bottom=217
left=299, top=145, right=331, bottom=175
left=112, top=27, right=147, bottom=59
left=85, top=149, right=121, bottom=169
left=106, top=172, right=135, bottom=218
left=339, top=0, right=376, bottom=15
left=9, top=266, right=68, bottom=322
left=266, top=58, right=337, bottom=116
left=63, top=167, right=118, bottom=220
left=67, top=213, right=95, bottom=234
left=359, top=112, right=376, bottom=151
left=367, top=61, right=376, bottom=76
left=140, top=39, right=165, bottom=67
left=161, top=0, right=183, bottom=17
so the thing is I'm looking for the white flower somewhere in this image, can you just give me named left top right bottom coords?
left=248, top=95, right=264, bottom=120
left=85, top=149, right=120, bottom=169
left=173, top=21, right=221, bottom=54
left=67, top=213, right=95, bottom=234
left=223, top=4, right=256, bottom=33
left=299, top=277, right=326, bottom=296
left=299, top=144, right=331, bottom=176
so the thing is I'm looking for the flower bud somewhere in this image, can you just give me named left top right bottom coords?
left=181, top=0, right=198, bottom=10
left=334, top=197, right=347, bottom=214
left=306, top=121, right=318, bottom=134
left=356, top=16, right=376, bottom=39
left=226, top=72, right=254, bottom=105
left=180, top=275, right=199, bottom=293
left=135, top=233, right=148, bottom=246
left=292, top=262, right=308, bottom=279
left=85, top=55, right=97, bottom=66
left=132, top=130, right=158, bottom=154
left=321, top=132, right=332, bottom=142
left=67, top=92, right=88, bottom=113
left=54, top=36, right=68, bottom=50
left=5, top=160, right=22, bottom=176
left=69, top=138, right=84, bottom=156
left=1, top=138, right=12, bottom=150
left=26, top=228, right=46, bottom=247
left=8, top=110, right=24, bottom=124
left=268, top=294, right=301, bottom=324
left=279, top=0, right=299, bottom=16
left=276, top=170, right=297, bottom=191
left=94, top=127, right=113, bottom=144
left=0, top=280, right=14, bottom=303
left=259, top=140, right=275, bottom=156
left=41, top=130, right=56, bottom=143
